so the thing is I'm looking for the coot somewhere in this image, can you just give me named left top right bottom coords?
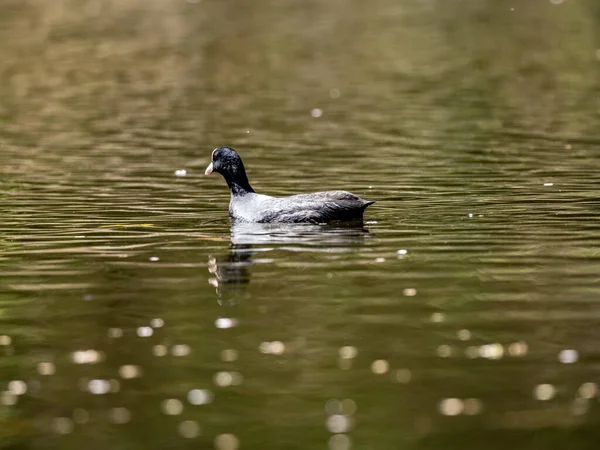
left=205, top=147, right=374, bottom=224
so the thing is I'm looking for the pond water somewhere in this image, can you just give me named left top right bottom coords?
left=2, top=0, right=600, bottom=449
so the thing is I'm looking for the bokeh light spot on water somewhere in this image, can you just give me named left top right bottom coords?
left=172, top=344, right=191, bottom=356
left=403, top=288, right=417, bottom=296
left=463, top=398, right=483, bottom=415
left=178, top=420, right=200, bottom=438
left=53, top=417, right=74, bottom=435
left=109, top=407, right=131, bottom=424
left=329, top=88, right=340, bottom=98
left=214, top=371, right=234, bottom=387
left=465, top=346, right=479, bottom=359
left=339, top=346, right=357, bottom=359
left=137, top=326, right=153, bottom=337
left=215, top=318, right=238, bottom=329
left=311, top=108, right=323, bottom=118
left=430, top=312, right=445, bottom=323
left=507, top=341, right=528, bottom=357
left=161, top=399, right=183, bottom=415
left=394, top=369, right=412, bottom=383
left=1, top=391, right=17, bottom=406
left=110, top=379, right=121, bottom=393
left=397, top=249, right=408, bottom=255
left=174, top=169, right=187, bottom=177
left=341, top=399, right=357, bottom=415
left=8, top=380, right=27, bottom=396
left=149, top=256, right=160, bottom=262
left=479, top=343, right=504, bottom=360
left=107, top=328, right=123, bottom=338
left=558, top=349, right=578, bottom=364
left=188, top=388, right=213, bottom=405
left=578, top=382, right=597, bottom=399
left=436, top=345, right=452, bottom=357
left=221, top=349, right=238, bottom=362
left=325, top=399, right=342, bottom=415
left=371, top=359, right=389, bottom=374
left=572, top=398, right=590, bottom=416
left=439, top=398, right=464, bottom=416
left=73, top=408, right=89, bottom=424
left=72, top=350, right=103, bottom=364
left=153, top=344, right=168, bottom=356
left=119, top=365, right=142, bottom=379
left=215, top=433, right=239, bottom=450
left=374, top=257, right=386, bottom=263
left=534, top=384, right=556, bottom=401
left=328, top=434, right=351, bottom=450
left=0, top=335, right=12, bottom=345
left=38, top=362, right=56, bottom=375
left=326, top=414, right=352, bottom=433
left=259, top=341, right=285, bottom=355
left=338, top=359, right=353, bottom=370
left=151, top=318, right=164, bottom=328
left=457, top=329, right=471, bottom=341
left=88, top=379, right=110, bottom=395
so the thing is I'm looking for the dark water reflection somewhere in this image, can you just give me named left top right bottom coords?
left=2, top=0, right=600, bottom=449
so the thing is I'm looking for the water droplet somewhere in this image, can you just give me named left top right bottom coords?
left=329, top=88, right=341, bottom=99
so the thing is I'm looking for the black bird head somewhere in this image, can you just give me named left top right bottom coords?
left=205, top=147, right=254, bottom=195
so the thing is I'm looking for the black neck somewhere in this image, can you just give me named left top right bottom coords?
left=224, top=169, right=254, bottom=196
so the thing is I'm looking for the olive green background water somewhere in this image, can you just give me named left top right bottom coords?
left=1, top=0, right=600, bottom=449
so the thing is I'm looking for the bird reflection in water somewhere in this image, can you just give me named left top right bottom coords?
left=207, top=223, right=369, bottom=304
